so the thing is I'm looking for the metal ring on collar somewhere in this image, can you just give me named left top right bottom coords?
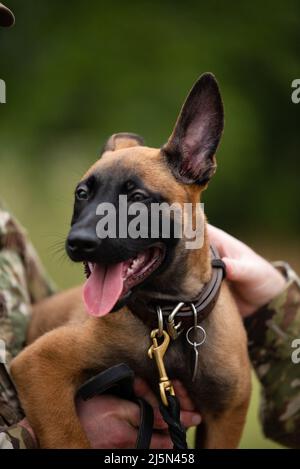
left=186, top=325, right=207, bottom=347
left=156, top=305, right=164, bottom=337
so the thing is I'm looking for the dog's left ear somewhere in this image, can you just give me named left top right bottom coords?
left=163, top=73, right=224, bottom=185
left=102, top=132, right=144, bottom=152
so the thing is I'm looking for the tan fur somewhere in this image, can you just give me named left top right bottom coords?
left=11, top=138, right=251, bottom=449
left=85, top=147, right=187, bottom=205
left=27, top=286, right=85, bottom=344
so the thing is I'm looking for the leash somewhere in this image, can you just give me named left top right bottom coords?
left=148, top=329, right=188, bottom=449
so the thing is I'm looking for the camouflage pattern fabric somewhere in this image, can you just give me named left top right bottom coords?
left=0, top=424, right=36, bottom=449
left=1, top=3, right=43, bottom=449
left=245, top=272, right=300, bottom=448
left=0, top=201, right=55, bottom=448
left=0, top=201, right=55, bottom=364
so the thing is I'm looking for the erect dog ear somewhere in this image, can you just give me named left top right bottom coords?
left=102, top=132, right=144, bottom=153
left=0, top=3, right=15, bottom=27
left=162, top=73, right=224, bottom=185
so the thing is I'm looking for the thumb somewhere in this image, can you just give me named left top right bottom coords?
left=119, top=399, right=141, bottom=428
left=222, top=257, right=253, bottom=282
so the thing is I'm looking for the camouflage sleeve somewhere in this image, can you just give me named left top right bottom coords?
left=245, top=264, right=300, bottom=448
left=0, top=201, right=56, bottom=363
left=0, top=423, right=36, bottom=449
left=0, top=201, right=56, bottom=447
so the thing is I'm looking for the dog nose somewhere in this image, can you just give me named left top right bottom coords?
left=66, top=230, right=99, bottom=260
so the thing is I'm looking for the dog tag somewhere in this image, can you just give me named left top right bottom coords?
left=186, top=325, right=206, bottom=382
left=192, top=343, right=199, bottom=382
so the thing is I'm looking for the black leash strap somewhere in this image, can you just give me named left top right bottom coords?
left=77, top=363, right=154, bottom=449
left=159, top=394, right=188, bottom=449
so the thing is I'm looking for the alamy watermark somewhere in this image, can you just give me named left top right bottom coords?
left=291, top=79, right=300, bottom=104
left=0, top=79, right=6, bottom=104
left=95, top=196, right=205, bottom=249
left=291, top=339, right=300, bottom=364
left=0, top=339, right=6, bottom=364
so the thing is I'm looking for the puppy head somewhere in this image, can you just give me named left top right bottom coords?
left=66, top=73, right=224, bottom=316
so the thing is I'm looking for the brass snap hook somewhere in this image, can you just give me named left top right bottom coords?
left=148, top=329, right=175, bottom=406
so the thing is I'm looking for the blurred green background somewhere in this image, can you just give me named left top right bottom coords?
left=1, top=0, right=299, bottom=448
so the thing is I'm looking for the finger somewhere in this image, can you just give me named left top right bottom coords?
left=222, top=257, right=254, bottom=282
left=153, top=407, right=168, bottom=430
left=150, top=433, right=173, bottom=449
left=207, top=224, right=232, bottom=257
left=222, top=257, right=241, bottom=281
left=121, top=396, right=169, bottom=433
left=180, top=410, right=202, bottom=428
left=133, top=377, right=159, bottom=409
left=152, top=405, right=201, bottom=430
left=208, top=224, right=252, bottom=259
left=173, top=380, right=195, bottom=412
left=112, top=424, right=139, bottom=449
left=118, top=399, right=141, bottom=428
left=134, top=378, right=169, bottom=430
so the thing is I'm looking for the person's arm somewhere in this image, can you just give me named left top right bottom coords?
left=0, top=379, right=201, bottom=449
left=244, top=265, right=300, bottom=448
left=208, top=225, right=300, bottom=447
left=0, top=204, right=56, bottom=363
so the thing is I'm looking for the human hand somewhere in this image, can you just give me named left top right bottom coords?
left=18, top=379, right=199, bottom=449
left=76, top=378, right=201, bottom=449
left=19, top=418, right=38, bottom=447
left=208, top=224, right=286, bottom=317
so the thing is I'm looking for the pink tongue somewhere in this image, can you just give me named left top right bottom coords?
left=83, top=262, right=124, bottom=317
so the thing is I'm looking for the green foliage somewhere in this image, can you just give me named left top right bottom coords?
left=1, top=0, right=300, bottom=234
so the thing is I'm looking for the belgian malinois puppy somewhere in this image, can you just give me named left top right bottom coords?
left=11, top=73, right=251, bottom=449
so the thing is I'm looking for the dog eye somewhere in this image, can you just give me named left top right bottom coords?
left=124, top=180, right=136, bottom=192
left=76, top=186, right=89, bottom=201
left=129, top=191, right=148, bottom=202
